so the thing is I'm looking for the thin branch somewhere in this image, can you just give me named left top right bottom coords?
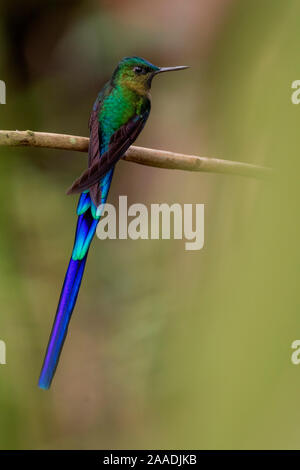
left=0, top=130, right=272, bottom=179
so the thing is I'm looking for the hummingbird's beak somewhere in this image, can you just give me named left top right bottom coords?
left=155, top=65, right=190, bottom=74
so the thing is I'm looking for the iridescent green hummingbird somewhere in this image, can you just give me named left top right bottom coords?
left=38, top=57, right=189, bottom=389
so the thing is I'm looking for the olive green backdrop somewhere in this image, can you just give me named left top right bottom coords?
left=0, top=0, right=299, bottom=449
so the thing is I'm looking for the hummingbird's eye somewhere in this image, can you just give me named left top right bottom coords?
left=133, top=66, right=144, bottom=75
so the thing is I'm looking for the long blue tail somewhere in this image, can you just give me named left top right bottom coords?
left=39, top=170, right=113, bottom=389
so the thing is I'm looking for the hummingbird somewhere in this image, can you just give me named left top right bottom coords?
left=38, top=57, right=189, bottom=389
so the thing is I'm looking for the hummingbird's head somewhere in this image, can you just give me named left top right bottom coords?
left=112, top=57, right=189, bottom=95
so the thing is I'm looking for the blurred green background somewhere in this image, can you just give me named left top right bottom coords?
left=0, top=0, right=300, bottom=449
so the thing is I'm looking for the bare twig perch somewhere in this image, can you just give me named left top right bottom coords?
left=0, top=130, right=272, bottom=179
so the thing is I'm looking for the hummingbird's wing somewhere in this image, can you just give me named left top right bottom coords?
left=88, top=100, right=101, bottom=168
left=87, top=95, right=103, bottom=206
left=67, top=110, right=149, bottom=197
left=88, top=82, right=111, bottom=168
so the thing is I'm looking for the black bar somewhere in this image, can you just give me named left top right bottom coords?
left=0, top=449, right=297, bottom=465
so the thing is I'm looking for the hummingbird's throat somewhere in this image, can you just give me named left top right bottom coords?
left=123, top=75, right=151, bottom=96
